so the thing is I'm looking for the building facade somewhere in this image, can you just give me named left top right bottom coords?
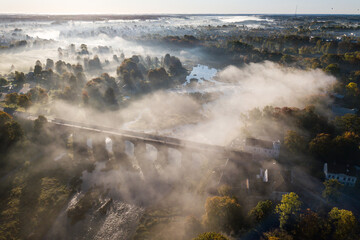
left=324, top=163, right=357, bottom=187
left=244, top=138, right=280, bottom=159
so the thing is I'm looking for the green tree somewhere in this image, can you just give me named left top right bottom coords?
left=322, top=179, right=343, bottom=203
left=328, top=207, right=357, bottom=240
left=193, top=232, right=229, bottom=240
left=276, top=192, right=302, bottom=230
left=248, top=200, right=274, bottom=224
left=202, top=196, right=242, bottom=233
left=284, top=130, right=307, bottom=154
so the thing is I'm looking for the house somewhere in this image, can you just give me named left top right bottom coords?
left=244, top=138, right=281, bottom=159
left=324, top=163, right=357, bottom=187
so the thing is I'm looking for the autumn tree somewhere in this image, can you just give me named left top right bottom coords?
left=284, top=130, right=307, bottom=154
left=309, top=133, right=333, bottom=161
left=334, top=114, right=360, bottom=135
left=345, top=82, right=359, bottom=97
left=322, top=179, right=343, bottom=203
left=296, top=209, right=330, bottom=240
left=332, top=132, right=360, bottom=165
left=147, top=67, right=169, bottom=86
left=193, top=232, right=229, bottom=240
left=263, top=229, right=293, bottom=240
left=17, top=94, right=31, bottom=109
left=5, top=93, right=19, bottom=105
left=202, top=196, right=242, bottom=233
left=276, top=192, right=302, bottom=230
left=328, top=207, right=358, bottom=240
left=324, top=63, right=340, bottom=76
left=248, top=200, right=274, bottom=224
left=0, top=111, right=24, bottom=154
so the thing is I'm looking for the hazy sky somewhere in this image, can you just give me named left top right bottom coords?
left=1, top=0, right=360, bottom=14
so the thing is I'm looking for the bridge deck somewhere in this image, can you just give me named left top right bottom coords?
left=49, top=118, right=250, bottom=157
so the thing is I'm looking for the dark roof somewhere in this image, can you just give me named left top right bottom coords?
left=245, top=138, right=273, bottom=149
left=327, top=163, right=357, bottom=176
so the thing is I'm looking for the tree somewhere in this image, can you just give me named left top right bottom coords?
left=248, top=200, right=274, bottom=224
left=332, top=132, right=360, bottom=165
left=334, top=114, right=360, bottom=135
left=345, top=82, right=359, bottom=97
left=309, top=133, right=333, bottom=161
left=80, top=43, right=89, bottom=54
left=14, top=71, right=25, bottom=83
left=324, top=64, right=340, bottom=76
left=193, top=232, right=229, bottom=240
left=147, top=67, right=169, bottom=86
left=104, top=87, right=117, bottom=105
left=45, top=58, right=54, bottom=70
left=202, top=196, right=242, bottom=233
left=0, top=111, right=12, bottom=126
left=284, top=130, right=307, bottom=154
left=34, top=65, right=42, bottom=75
left=276, top=192, right=302, bottom=230
left=17, top=94, right=32, bottom=109
left=328, top=207, right=357, bottom=240
left=5, top=92, right=19, bottom=105
left=322, top=179, right=343, bottom=203
left=34, top=115, right=47, bottom=133
left=0, top=77, right=8, bottom=86
left=263, top=229, right=293, bottom=240
left=297, top=209, right=330, bottom=240
left=0, top=117, right=24, bottom=153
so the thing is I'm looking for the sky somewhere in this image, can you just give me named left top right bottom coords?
left=0, top=0, right=359, bottom=14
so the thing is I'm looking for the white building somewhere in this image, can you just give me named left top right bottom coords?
left=244, top=138, right=280, bottom=159
left=324, top=163, right=357, bottom=187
